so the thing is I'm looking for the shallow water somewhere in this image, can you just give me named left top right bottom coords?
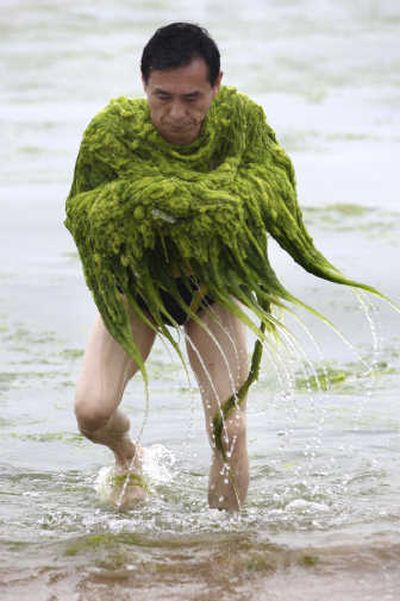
left=1, top=1, right=400, bottom=599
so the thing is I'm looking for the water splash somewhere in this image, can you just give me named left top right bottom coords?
left=142, top=444, right=176, bottom=485
left=95, top=444, right=176, bottom=506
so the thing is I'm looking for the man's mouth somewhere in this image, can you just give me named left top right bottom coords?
left=166, top=122, right=192, bottom=131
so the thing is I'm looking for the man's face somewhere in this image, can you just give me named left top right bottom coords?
left=143, top=58, right=223, bottom=146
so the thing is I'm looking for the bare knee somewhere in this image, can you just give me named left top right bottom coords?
left=74, top=393, right=114, bottom=436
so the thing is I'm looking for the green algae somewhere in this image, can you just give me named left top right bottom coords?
left=328, top=132, right=375, bottom=142
left=213, top=329, right=264, bottom=461
left=65, top=86, right=380, bottom=385
left=0, top=370, right=66, bottom=388
left=63, top=533, right=157, bottom=557
left=2, top=540, right=31, bottom=552
left=95, top=551, right=132, bottom=570
left=328, top=203, right=370, bottom=216
left=3, top=325, right=58, bottom=351
left=9, top=431, right=85, bottom=445
left=295, top=361, right=396, bottom=393
left=303, top=203, right=372, bottom=228
left=111, top=471, right=150, bottom=493
left=299, top=554, right=319, bottom=567
left=304, top=204, right=400, bottom=242
left=0, top=417, right=16, bottom=427
left=59, top=348, right=84, bottom=360
left=245, top=552, right=276, bottom=573
left=296, top=367, right=347, bottom=391
left=19, top=145, right=43, bottom=155
left=62, top=250, right=80, bottom=261
left=64, top=533, right=119, bottom=557
left=244, top=548, right=319, bottom=573
left=65, top=85, right=385, bottom=465
left=0, top=372, right=20, bottom=385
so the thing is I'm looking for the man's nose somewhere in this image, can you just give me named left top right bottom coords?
left=169, top=100, right=186, bottom=120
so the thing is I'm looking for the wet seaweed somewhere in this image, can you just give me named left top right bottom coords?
left=65, top=86, right=381, bottom=383
left=65, top=85, right=387, bottom=476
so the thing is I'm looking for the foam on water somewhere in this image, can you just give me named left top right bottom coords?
left=94, top=444, right=177, bottom=506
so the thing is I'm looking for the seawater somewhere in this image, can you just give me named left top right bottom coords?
left=1, top=1, right=399, bottom=599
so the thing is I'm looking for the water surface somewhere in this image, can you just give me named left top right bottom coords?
left=1, top=1, right=399, bottom=599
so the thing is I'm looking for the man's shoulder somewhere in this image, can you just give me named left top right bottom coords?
left=101, top=95, right=148, bottom=120
left=82, top=96, right=148, bottom=142
left=218, top=85, right=259, bottom=106
left=215, top=86, right=265, bottom=127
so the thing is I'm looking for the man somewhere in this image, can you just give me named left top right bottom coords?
left=66, top=22, right=370, bottom=512
left=71, top=23, right=250, bottom=511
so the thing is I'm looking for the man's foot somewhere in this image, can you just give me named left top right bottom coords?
left=112, top=442, right=148, bottom=509
left=108, top=469, right=148, bottom=510
left=95, top=465, right=148, bottom=510
left=95, top=440, right=148, bottom=510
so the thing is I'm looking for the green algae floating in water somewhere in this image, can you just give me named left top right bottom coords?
left=299, top=554, right=319, bottom=567
left=296, top=366, right=348, bottom=392
left=0, top=372, right=20, bottom=384
left=64, top=533, right=118, bottom=557
left=63, top=532, right=159, bottom=557
left=59, top=348, right=84, bottom=360
left=9, top=431, right=85, bottom=445
left=0, top=417, right=17, bottom=428
left=295, top=361, right=397, bottom=393
left=328, top=203, right=370, bottom=216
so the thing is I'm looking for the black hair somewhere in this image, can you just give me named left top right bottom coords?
left=141, top=22, right=221, bottom=86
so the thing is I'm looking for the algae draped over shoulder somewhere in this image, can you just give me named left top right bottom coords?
left=65, top=86, right=378, bottom=381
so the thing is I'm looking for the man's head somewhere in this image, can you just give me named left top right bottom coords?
left=141, top=23, right=223, bottom=145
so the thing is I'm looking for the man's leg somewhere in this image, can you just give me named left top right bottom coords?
left=74, top=312, right=156, bottom=473
left=185, top=303, right=249, bottom=510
